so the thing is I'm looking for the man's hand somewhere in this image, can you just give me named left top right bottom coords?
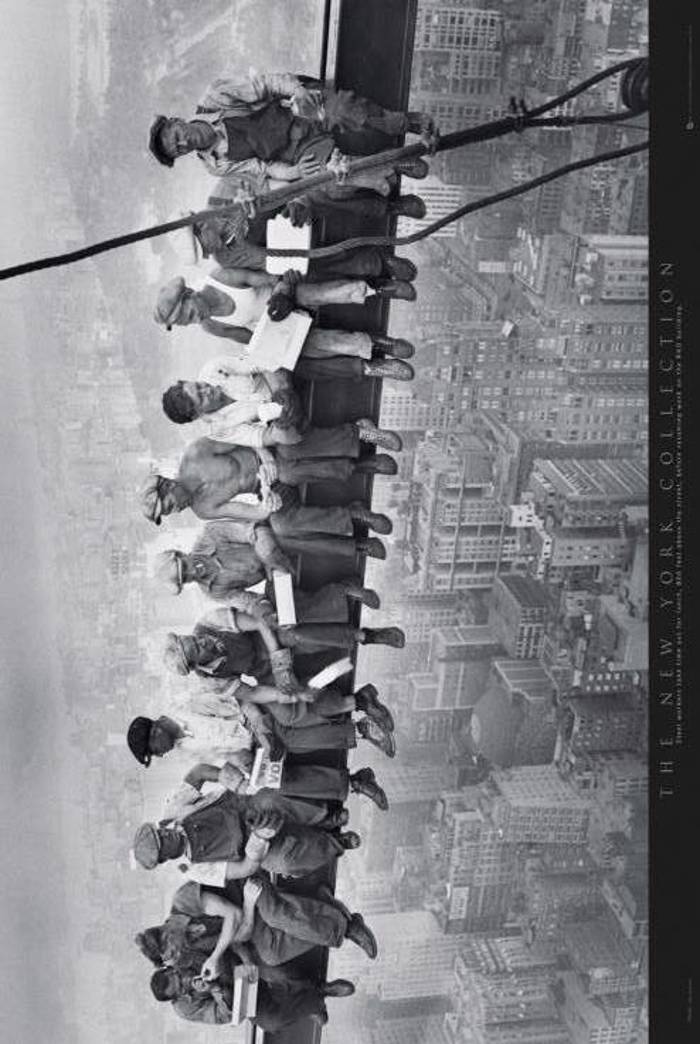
left=292, top=153, right=323, bottom=179
left=258, top=460, right=279, bottom=486
left=261, top=489, right=283, bottom=514
left=253, top=599, right=278, bottom=626
left=270, top=648, right=301, bottom=695
left=201, top=954, right=221, bottom=982
left=284, top=198, right=312, bottom=227
left=243, top=877, right=264, bottom=906
left=248, top=807, right=284, bottom=837
left=267, top=292, right=294, bottom=321
left=260, top=732, right=287, bottom=762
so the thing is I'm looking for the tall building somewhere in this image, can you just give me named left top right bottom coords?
left=555, top=971, right=642, bottom=1044
left=330, top=911, right=467, bottom=1000
left=379, top=385, right=431, bottom=431
left=431, top=791, right=517, bottom=931
left=410, top=4, right=505, bottom=131
left=372, top=1015, right=450, bottom=1044
left=397, top=175, right=466, bottom=240
left=484, top=766, right=591, bottom=845
left=489, top=574, right=549, bottom=658
left=408, top=433, right=523, bottom=592
left=469, top=659, right=559, bottom=767
left=573, top=235, right=648, bottom=304
left=529, top=457, right=648, bottom=529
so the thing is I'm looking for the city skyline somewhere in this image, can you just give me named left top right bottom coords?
left=0, top=1, right=649, bottom=1042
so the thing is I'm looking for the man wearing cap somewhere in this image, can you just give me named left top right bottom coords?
left=161, top=605, right=405, bottom=696
left=162, top=371, right=403, bottom=453
left=144, top=877, right=368, bottom=1029
left=156, top=539, right=381, bottom=619
left=195, top=186, right=425, bottom=287
left=152, top=268, right=416, bottom=383
left=147, top=70, right=435, bottom=191
left=162, top=755, right=389, bottom=824
left=132, top=792, right=358, bottom=880
left=141, top=436, right=398, bottom=526
left=128, top=677, right=397, bottom=766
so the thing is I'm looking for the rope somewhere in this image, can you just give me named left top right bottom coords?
left=263, top=141, right=649, bottom=258
left=0, top=57, right=648, bottom=282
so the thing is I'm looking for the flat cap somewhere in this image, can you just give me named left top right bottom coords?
left=148, top=115, right=174, bottom=168
left=164, top=632, right=192, bottom=676
left=127, top=716, right=154, bottom=766
left=133, top=823, right=161, bottom=870
left=156, top=550, right=185, bottom=595
left=141, top=474, right=167, bottom=526
left=154, top=276, right=187, bottom=329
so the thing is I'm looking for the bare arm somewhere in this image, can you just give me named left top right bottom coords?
left=200, top=892, right=244, bottom=953
left=223, top=855, right=264, bottom=880
left=184, top=763, right=222, bottom=789
left=234, top=613, right=280, bottom=653
left=200, top=317, right=252, bottom=343
left=212, top=265, right=276, bottom=289
left=195, top=497, right=271, bottom=523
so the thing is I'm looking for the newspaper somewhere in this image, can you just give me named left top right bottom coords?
left=245, top=307, right=312, bottom=372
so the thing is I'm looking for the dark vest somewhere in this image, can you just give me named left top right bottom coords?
left=222, top=104, right=297, bottom=162
left=180, top=791, right=247, bottom=862
left=192, top=625, right=271, bottom=682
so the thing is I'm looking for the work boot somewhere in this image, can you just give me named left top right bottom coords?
left=356, top=537, right=386, bottom=560
left=370, top=278, right=417, bottom=301
left=360, top=626, right=406, bottom=649
left=389, top=194, right=427, bottom=219
left=363, top=358, right=414, bottom=381
left=371, top=332, right=415, bottom=359
left=349, top=501, right=393, bottom=535
left=381, top=255, right=418, bottom=281
left=344, top=914, right=378, bottom=959
left=350, top=767, right=390, bottom=811
left=357, top=718, right=396, bottom=758
left=356, top=418, right=403, bottom=452
left=327, top=807, right=350, bottom=828
left=344, top=582, right=381, bottom=609
left=354, top=684, right=395, bottom=732
left=394, top=156, right=429, bottom=179
left=338, top=830, right=361, bottom=850
left=321, top=980, right=355, bottom=998
left=354, top=454, right=398, bottom=477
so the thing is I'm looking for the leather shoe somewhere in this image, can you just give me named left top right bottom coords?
left=394, top=156, right=429, bottom=179
left=354, top=454, right=398, bottom=477
left=356, top=418, right=403, bottom=452
left=345, top=914, right=378, bottom=959
left=361, top=626, right=406, bottom=648
left=339, top=830, right=361, bottom=850
left=322, top=979, right=355, bottom=998
left=349, top=501, right=393, bottom=534
left=389, top=194, right=427, bottom=219
left=381, top=255, right=417, bottom=281
left=357, top=718, right=396, bottom=758
left=354, top=684, right=395, bottom=732
left=371, top=333, right=415, bottom=359
left=350, top=767, right=389, bottom=811
left=344, top=583, right=381, bottom=609
left=371, top=279, right=417, bottom=301
left=363, top=358, right=414, bottom=381
left=356, top=537, right=386, bottom=560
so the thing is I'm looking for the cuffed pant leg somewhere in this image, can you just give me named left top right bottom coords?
left=276, top=424, right=360, bottom=459
left=281, top=623, right=357, bottom=653
left=277, top=458, right=354, bottom=484
left=293, top=582, right=350, bottom=623
left=275, top=719, right=357, bottom=751
left=282, top=763, right=350, bottom=802
left=258, top=882, right=347, bottom=946
left=294, top=355, right=365, bottom=381
left=272, top=504, right=353, bottom=538
left=302, top=328, right=373, bottom=360
left=263, top=825, right=344, bottom=877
